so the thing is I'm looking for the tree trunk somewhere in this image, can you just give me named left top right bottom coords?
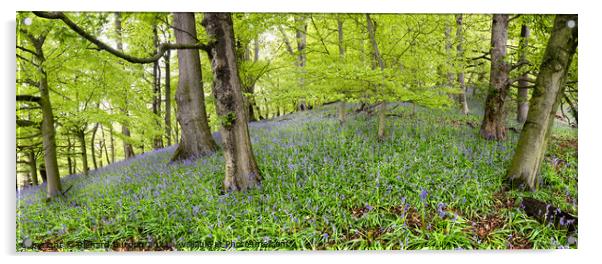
left=202, top=12, right=262, bottom=192
left=517, top=24, right=531, bottom=125
left=171, top=12, right=218, bottom=162
left=115, top=12, right=136, bottom=159
left=366, top=14, right=387, bottom=141
left=33, top=36, right=62, bottom=198
left=338, top=101, right=346, bottom=124
left=456, top=14, right=469, bottom=115
left=164, top=49, right=172, bottom=146
left=444, top=19, right=454, bottom=86
left=100, top=124, right=111, bottom=165
left=39, top=164, right=47, bottom=184
left=152, top=22, right=164, bottom=150
left=67, top=137, right=73, bottom=175
left=507, top=14, right=578, bottom=190
left=480, top=14, right=510, bottom=140
left=109, top=123, right=115, bottom=163
left=295, top=15, right=308, bottom=111
left=246, top=37, right=260, bottom=122
left=90, top=122, right=99, bottom=170
left=78, top=129, right=89, bottom=176
left=377, top=102, right=386, bottom=140
left=27, top=149, right=38, bottom=186
left=337, top=17, right=347, bottom=124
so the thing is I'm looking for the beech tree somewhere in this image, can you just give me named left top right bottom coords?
left=480, top=14, right=510, bottom=140
left=17, top=22, right=63, bottom=198
left=507, top=14, right=577, bottom=190
left=170, top=12, right=218, bottom=161
left=202, top=13, right=262, bottom=191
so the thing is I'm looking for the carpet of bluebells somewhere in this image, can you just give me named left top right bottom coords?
left=16, top=102, right=578, bottom=251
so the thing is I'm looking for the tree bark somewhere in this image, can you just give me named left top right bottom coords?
left=109, top=123, right=115, bottom=163
left=337, top=17, right=347, bottom=124
left=366, top=14, right=387, bottom=141
left=78, top=129, right=89, bottom=176
left=29, top=33, right=62, bottom=198
left=295, top=15, right=308, bottom=111
left=100, top=124, right=111, bottom=165
left=517, top=24, right=531, bottom=124
left=152, top=22, right=164, bottom=150
left=164, top=49, right=172, bottom=146
left=480, top=14, right=510, bottom=140
left=40, top=73, right=60, bottom=192
left=202, top=12, right=262, bottom=192
left=171, top=12, right=218, bottom=162
left=115, top=12, right=136, bottom=159
left=456, top=14, right=469, bottom=115
left=67, top=137, right=73, bottom=175
left=507, top=15, right=578, bottom=190
left=90, top=122, right=99, bottom=170
left=27, top=149, right=38, bottom=186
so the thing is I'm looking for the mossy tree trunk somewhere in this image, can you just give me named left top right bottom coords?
left=170, top=12, right=218, bottom=162
left=507, top=14, right=578, bottom=190
left=202, top=12, right=262, bottom=192
left=480, top=14, right=510, bottom=140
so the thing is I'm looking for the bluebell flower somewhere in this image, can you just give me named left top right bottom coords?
left=437, top=203, right=447, bottom=218
left=419, top=188, right=428, bottom=202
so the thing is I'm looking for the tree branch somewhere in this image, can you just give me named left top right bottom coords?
left=32, top=11, right=212, bottom=64
left=508, top=75, right=536, bottom=85
left=17, top=119, right=41, bottom=127
left=16, top=54, right=37, bottom=66
left=470, top=51, right=491, bottom=61
left=16, top=95, right=41, bottom=104
left=277, top=25, right=295, bottom=56
left=511, top=59, right=531, bottom=71
left=17, top=78, right=40, bottom=87
left=16, top=45, right=39, bottom=56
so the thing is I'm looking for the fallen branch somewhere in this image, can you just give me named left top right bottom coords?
left=520, top=197, right=577, bottom=232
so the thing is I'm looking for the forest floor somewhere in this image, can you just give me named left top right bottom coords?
left=16, top=101, right=578, bottom=251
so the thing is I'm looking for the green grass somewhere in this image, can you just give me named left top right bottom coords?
left=16, top=102, right=578, bottom=251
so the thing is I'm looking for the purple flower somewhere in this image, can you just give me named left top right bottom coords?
left=365, top=205, right=374, bottom=211
left=192, top=205, right=201, bottom=216
left=322, top=233, right=329, bottom=240
left=437, top=203, right=447, bottom=218
left=419, top=188, right=428, bottom=202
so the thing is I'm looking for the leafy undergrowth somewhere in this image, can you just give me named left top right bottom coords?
left=16, top=103, right=578, bottom=251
